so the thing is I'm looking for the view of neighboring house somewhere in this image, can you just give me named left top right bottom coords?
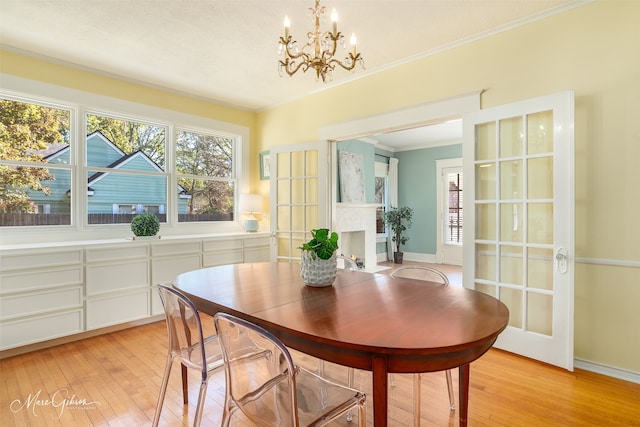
left=29, top=131, right=190, bottom=215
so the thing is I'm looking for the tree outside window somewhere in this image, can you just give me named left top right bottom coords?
left=0, top=98, right=71, bottom=225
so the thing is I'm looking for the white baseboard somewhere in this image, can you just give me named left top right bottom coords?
left=403, top=252, right=437, bottom=263
left=574, top=358, right=640, bottom=384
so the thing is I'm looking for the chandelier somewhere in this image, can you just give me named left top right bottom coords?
left=277, top=0, right=364, bottom=82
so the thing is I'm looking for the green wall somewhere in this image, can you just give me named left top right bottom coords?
left=396, top=144, right=462, bottom=255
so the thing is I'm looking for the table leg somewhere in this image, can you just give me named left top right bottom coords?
left=372, top=355, right=389, bottom=426
left=458, top=363, right=470, bottom=427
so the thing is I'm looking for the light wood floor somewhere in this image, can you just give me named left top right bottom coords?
left=2, top=263, right=639, bottom=426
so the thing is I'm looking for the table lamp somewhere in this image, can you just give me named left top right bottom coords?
left=238, top=193, right=263, bottom=232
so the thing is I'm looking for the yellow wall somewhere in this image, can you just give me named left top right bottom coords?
left=0, top=49, right=262, bottom=189
left=257, top=1, right=640, bottom=373
left=1, top=0, right=638, bottom=374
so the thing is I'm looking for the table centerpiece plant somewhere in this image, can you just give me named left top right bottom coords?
left=299, top=228, right=339, bottom=287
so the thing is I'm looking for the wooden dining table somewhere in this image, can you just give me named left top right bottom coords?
left=173, top=262, right=509, bottom=427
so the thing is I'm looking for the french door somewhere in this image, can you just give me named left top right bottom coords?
left=463, top=91, right=575, bottom=370
left=269, top=141, right=329, bottom=262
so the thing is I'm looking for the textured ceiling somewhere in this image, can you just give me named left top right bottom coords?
left=1, top=0, right=582, bottom=113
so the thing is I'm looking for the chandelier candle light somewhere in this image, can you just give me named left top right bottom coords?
left=278, top=0, right=364, bottom=82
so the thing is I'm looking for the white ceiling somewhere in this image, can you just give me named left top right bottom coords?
left=0, top=0, right=581, bottom=147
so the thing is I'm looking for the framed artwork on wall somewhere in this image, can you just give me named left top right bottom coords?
left=260, top=151, right=270, bottom=180
left=338, top=150, right=365, bottom=203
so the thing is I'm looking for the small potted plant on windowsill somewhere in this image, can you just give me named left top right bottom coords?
left=299, top=228, right=339, bottom=287
left=130, top=213, right=160, bottom=240
left=383, top=206, right=413, bottom=264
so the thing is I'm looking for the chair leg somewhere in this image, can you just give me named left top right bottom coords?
left=357, top=402, right=367, bottom=427
left=413, top=374, right=421, bottom=427
left=182, top=363, right=189, bottom=404
left=445, top=369, right=456, bottom=410
left=346, top=367, right=356, bottom=422
left=152, top=353, right=174, bottom=427
left=193, top=380, right=209, bottom=427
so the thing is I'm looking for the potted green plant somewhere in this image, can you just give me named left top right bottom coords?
left=130, top=213, right=160, bottom=239
left=383, top=206, right=413, bottom=264
left=299, top=228, right=339, bottom=287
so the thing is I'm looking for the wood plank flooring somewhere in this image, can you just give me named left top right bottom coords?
left=2, top=315, right=639, bottom=426
left=2, top=262, right=639, bottom=426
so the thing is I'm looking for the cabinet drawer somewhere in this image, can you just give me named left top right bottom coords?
left=1, top=286, right=83, bottom=320
left=0, top=309, right=83, bottom=350
left=0, top=266, right=83, bottom=293
left=202, top=250, right=243, bottom=267
left=86, top=259, right=149, bottom=296
left=202, top=239, right=243, bottom=253
left=85, top=245, right=148, bottom=263
left=244, top=236, right=270, bottom=249
left=0, top=249, right=82, bottom=271
left=151, top=241, right=200, bottom=257
left=86, top=289, right=150, bottom=329
left=244, top=247, right=270, bottom=263
left=152, top=255, right=201, bottom=285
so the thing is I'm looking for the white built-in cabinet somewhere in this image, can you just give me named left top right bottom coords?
left=0, top=233, right=269, bottom=351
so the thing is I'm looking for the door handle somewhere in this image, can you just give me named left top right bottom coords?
left=555, top=247, right=568, bottom=274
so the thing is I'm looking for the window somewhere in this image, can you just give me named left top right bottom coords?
left=176, top=129, right=235, bottom=222
left=447, top=171, right=463, bottom=244
left=86, top=113, right=168, bottom=225
left=374, top=160, right=389, bottom=235
left=0, top=98, right=72, bottom=226
left=1, top=86, right=244, bottom=236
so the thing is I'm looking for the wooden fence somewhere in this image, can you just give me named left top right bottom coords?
left=0, top=213, right=233, bottom=226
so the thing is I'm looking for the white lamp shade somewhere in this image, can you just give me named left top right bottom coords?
left=238, top=194, right=263, bottom=214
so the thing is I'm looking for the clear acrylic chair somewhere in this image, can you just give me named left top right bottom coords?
left=214, top=312, right=367, bottom=427
left=389, top=266, right=456, bottom=426
left=153, top=284, right=224, bottom=427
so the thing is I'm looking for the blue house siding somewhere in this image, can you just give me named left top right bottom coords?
left=27, top=146, right=71, bottom=214
left=25, top=132, right=189, bottom=216
left=86, top=132, right=127, bottom=168
left=87, top=173, right=167, bottom=214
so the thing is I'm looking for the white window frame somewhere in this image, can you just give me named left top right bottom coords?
left=0, top=74, right=249, bottom=245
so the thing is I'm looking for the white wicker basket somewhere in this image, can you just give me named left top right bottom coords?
left=300, top=251, right=337, bottom=287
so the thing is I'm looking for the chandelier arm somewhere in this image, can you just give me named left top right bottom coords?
left=328, top=53, right=362, bottom=72
left=279, top=59, right=310, bottom=77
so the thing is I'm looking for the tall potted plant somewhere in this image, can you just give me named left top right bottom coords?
left=299, top=228, right=339, bottom=287
left=383, top=206, right=413, bottom=264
